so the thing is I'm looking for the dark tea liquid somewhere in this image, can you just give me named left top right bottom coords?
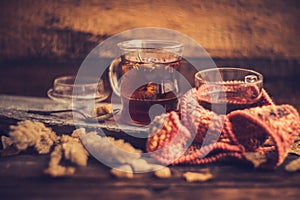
left=122, top=90, right=178, bottom=125
left=197, top=84, right=261, bottom=114
left=199, top=98, right=258, bottom=114
left=119, top=51, right=181, bottom=125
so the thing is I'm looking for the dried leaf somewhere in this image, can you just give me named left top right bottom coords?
left=154, top=167, right=172, bottom=179
left=129, top=159, right=152, bottom=172
left=183, top=171, right=213, bottom=182
left=243, top=152, right=267, bottom=168
left=44, top=165, right=76, bottom=177
left=1, top=135, right=13, bottom=149
left=111, top=165, right=134, bottom=179
left=96, top=104, right=113, bottom=116
left=285, top=157, right=300, bottom=172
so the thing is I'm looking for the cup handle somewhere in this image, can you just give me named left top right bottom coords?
left=108, top=57, right=122, bottom=97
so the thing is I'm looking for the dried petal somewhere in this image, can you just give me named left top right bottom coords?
left=285, top=158, right=300, bottom=172
left=110, top=165, right=133, bottom=179
left=183, top=171, right=213, bottom=182
left=44, top=165, right=76, bottom=177
left=1, top=136, right=13, bottom=149
left=153, top=167, right=172, bottom=178
left=96, top=104, right=113, bottom=116
left=129, top=159, right=152, bottom=172
left=243, top=152, right=267, bottom=168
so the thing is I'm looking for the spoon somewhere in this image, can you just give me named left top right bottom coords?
left=27, top=109, right=120, bottom=123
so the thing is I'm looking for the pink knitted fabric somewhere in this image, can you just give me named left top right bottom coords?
left=146, top=88, right=300, bottom=169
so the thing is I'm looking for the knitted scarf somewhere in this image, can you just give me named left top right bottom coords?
left=146, top=88, right=300, bottom=169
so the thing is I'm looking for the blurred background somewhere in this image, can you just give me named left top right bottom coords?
left=0, top=0, right=299, bottom=108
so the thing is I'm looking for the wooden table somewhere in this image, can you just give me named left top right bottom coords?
left=0, top=93, right=299, bottom=200
left=0, top=60, right=300, bottom=199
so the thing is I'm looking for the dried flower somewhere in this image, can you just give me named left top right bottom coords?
left=5, top=120, right=59, bottom=154
left=44, top=129, right=89, bottom=177
left=44, top=145, right=76, bottom=177
left=61, top=134, right=89, bottom=167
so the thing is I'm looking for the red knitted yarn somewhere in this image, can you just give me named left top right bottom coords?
left=146, top=88, right=300, bottom=169
left=227, top=104, right=300, bottom=168
left=147, top=111, right=192, bottom=164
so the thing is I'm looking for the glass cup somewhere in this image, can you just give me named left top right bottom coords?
left=194, top=68, right=263, bottom=114
left=109, top=39, right=184, bottom=125
left=48, top=76, right=110, bottom=103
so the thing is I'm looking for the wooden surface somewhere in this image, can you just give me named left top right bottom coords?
left=1, top=79, right=300, bottom=199
left=0, top=154, right=299, bottom=200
